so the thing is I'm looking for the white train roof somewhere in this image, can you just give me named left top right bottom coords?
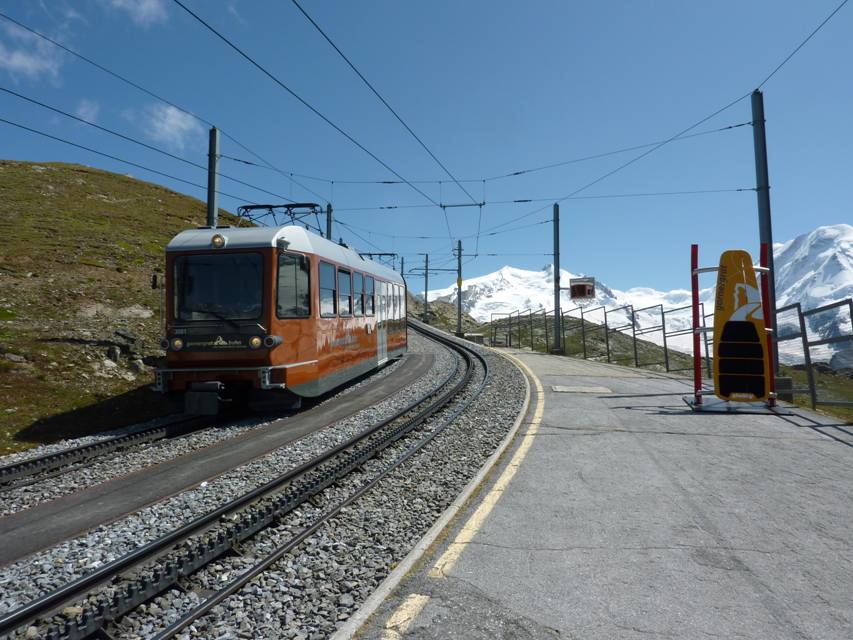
left=166, top=225, right=403, bottom=283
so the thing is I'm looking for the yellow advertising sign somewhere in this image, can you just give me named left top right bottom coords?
left=712, top=250, right=770, bottom=402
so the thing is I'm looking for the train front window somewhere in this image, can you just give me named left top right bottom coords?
left=277, top=252, right=310, bottom=318
left=174, top=253, right=263, bottom=321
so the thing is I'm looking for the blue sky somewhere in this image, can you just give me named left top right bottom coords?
left=1, top=0, right=850, bottom=294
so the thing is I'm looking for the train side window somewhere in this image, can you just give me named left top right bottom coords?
left=277, top=252, right=310, bottom=318
left=338, top=269, right=353, bottom=317
left=365, top=276, right=375, bottom=315
left=393, top=285, right=399, bottom=319
left=353, top=272, right=364, bottom=316
left=319, top=261, right=337, bottom=317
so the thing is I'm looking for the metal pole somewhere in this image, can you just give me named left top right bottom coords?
left=326, top=203, right=333, bottom=239
left=759, top=243, right=777, bottom=407
left=456, top=240, right=463, bottom=337
left=552, top=203, right=562, bottom=353
left=580, top=306, right=587, bottom=359
left=660, top=305, right=670, bottom=372
left=604, top=309, right=611, bottom=363
left=691, top=244, right=702, bottom=405
left=206, top=127, right=219, bottom=228
left=751, top=90, right=779, bottom=372
left=423, top=254, right=429, bottom=324
left=796, top=304, right=817, bottom=408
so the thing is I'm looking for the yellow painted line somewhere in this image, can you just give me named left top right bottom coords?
left=381, top=593, right=431, bottom=640
left=429, top=353, right=544, bottom=578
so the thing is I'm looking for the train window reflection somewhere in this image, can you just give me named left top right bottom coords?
left=320, top=261, right=337, bottom=317
left=353, top=272, right=364, bottom=316
left=174, top=252, right=262, bottom=321
left=365, top=276, right=375, bottom=315
left=338, top=269, right=353, bottom=316
left=277, top=252, right=310, bottom=318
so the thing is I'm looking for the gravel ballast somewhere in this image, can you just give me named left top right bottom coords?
left=117, top=338, right=525, bottom=640
left=0, top=333, right=452, bottom=618
left=0, top=348, right=410, bottom=517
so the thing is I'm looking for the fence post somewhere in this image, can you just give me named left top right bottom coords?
left=544, top=310, right=550, bottom=352
left=561, top=311, right=567, bottom=356
left=580, top=306, right=588, bottom=359
left=701, top=302, right=712, bottom=378
left=604, top=308, right=612, bottom=363
left=794, top=303, right=817, bottom=408
left=529, top=310, right=534, bottom=350
left=660, top=305, right=670, bottom=372
left=630, top=306, right=639, bottom=367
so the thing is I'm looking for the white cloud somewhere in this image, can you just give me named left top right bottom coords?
left=102, top=0, right=168, bottom=27
left=143, top=104, right=204, bottom=152
left=75, top=98, right=100, bottom=123
left=227, top=3, right=246, bottom=25
left=0, top=22, right=64, bottom=81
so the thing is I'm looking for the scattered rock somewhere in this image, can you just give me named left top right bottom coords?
left=338, top=593, right=354, bottom=608
left=61, top=606, right=83, bottom=617
left=106, top=345, right=121, bottom=362
left=129, top=359, right=146, bottom=373
left=4, top=353, right=25, bottom=363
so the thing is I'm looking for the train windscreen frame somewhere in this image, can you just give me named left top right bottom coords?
left=174, top=252, right=263, bottom=322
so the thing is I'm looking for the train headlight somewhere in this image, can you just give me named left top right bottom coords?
left=211, top=234, right=226, bottom=249
left=170, top=337, right=184, bottom=351
left=248, top=336, right=263, bottom=349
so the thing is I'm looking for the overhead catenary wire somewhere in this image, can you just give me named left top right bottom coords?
left=480, top=1, right=850, bottom=237
left=0, top=86, right=295, bottom=203
left=171, top=0, right=455, bottom=240
left=290, top=0, right=479, bottom=210
left=333, top=187, right=753, bottom=212
left=0, top=116, right=257, bottom=205
left=0, top=10, right=325, bottom=203
left=756, top=0, right=849, bottom=89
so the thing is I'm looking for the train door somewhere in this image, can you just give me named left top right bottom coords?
left=377, top=280, right=388, bottom=364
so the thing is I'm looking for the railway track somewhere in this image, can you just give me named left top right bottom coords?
left=0, top=325, right=487, bottom=640
left=0, top=415, right=208, bottom=490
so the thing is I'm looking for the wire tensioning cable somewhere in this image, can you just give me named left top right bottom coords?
left=0, top=86, right=295, bottom=203
left=171, top=0, right=455, bottom=240
left=0, top=10, right=323, bottom=203
left=756, top=0, right=849, bottom=89
left=0, top=116, right=257, bottom=205
left=290, top=0, right=480, bottom=209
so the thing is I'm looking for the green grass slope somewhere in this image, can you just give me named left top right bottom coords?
left=0, top=160, right=238, bottom=453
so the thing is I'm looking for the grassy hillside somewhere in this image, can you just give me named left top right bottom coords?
left=0, top=160, right=240, bottom=453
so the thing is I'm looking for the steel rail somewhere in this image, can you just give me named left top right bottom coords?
left=0, top=329, right=464, bottom=639
left=152, top=323, right=488, bottom=639
left=0, top=416, right=208, bottom=488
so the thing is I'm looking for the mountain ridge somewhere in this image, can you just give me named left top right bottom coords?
left=428, top=224, right=853, bottom=367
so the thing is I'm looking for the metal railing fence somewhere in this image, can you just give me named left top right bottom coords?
left=487, top=295, right=852, bottom=410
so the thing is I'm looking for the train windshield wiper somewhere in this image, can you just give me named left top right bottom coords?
left=185, top=307, right=242, bottom=330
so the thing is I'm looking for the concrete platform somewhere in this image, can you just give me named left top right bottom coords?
left=352, top=349, right=853, bottom=640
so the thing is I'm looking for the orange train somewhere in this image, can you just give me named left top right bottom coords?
left=154, top=225, right=407, bottom=414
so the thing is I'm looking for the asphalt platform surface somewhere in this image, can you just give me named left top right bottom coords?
left=358, top=349, right=853, bottom=640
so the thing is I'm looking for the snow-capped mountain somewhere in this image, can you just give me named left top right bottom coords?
left=427, top=224, right=853, bottom=367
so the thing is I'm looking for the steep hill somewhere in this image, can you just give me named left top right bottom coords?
left=0, top=160, right=238, bottom=452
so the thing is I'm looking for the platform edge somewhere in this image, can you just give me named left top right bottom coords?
left=329, top=348, right=533, bottom=640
